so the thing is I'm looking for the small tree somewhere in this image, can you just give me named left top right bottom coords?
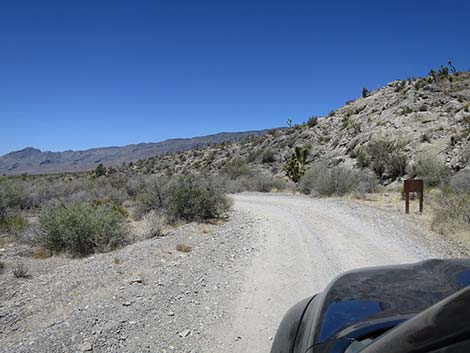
left=362, top=87, right=369, bottom=98
left=95, top=163, right=107, bottom=177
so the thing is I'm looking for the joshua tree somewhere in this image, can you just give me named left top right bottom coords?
left=284, top=146, right=309, bottom=182
left=286, top=118, right=293, bottom=128
left=448, top=60, right=456, bottom=73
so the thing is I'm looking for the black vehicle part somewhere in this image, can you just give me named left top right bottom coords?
left=270, top=295, right=317, bottom=353
left=358, top=287, right=470, bottom=353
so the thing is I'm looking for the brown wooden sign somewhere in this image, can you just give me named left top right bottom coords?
left=404, top=179, right=424, bottom=214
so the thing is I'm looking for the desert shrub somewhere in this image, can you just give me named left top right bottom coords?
left=251, top=174, right=286, bottom=192
left=135, top=177, right=169, bottom=218
left=92, top=198, right=129, bottom=217
left=0, top=177, right=26, bottom=224
left=413, top=157, right=451, bottom=187
left=39, top=202, right=128, bottom=257
left=141, top=210, right=166, bottom=238
left=366, top=140, right=408, bottom=179
left=261, top=148, right=276, bottom=164
left=450, top=169, right=470, bottom=193
left=300, top=165, right=377, bottom=196
left=0, top=261, right=4, bottom=274
left=307, top=116, right=318, bottom=127
left=355, top=148, right=370, bottom=168
left=431, top=193, right=470, bottom=234
left=221, top=158, right=252, bottom=179
left=166, top=176, right=231, bottom=222
left=5, top=213, right=27, bottom=239
left=95, top=163, right=107, bottom=177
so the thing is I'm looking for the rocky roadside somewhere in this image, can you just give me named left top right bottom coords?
left=0, top=210, right=259, bottom=353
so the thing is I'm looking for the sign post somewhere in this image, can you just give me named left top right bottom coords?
left=404, top=179, right=424, bottom=214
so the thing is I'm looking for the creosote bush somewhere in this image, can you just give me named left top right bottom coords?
left=365, top=140, right=408, bottom=179
left=0, top=177, right=26, bottom=225
left=261, top=148, right=276, bottom=164
left=166, top=176, right=231, bottom=222
left=221, top=158, right=252, bottom=179
left=300, top=164, right=377, bottom=196
left=413, top=157, right=451, bottom=187
left=39, top=202, right=128, bottom=257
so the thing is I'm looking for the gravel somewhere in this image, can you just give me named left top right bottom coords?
left=0, top=193, right=465, bottom=353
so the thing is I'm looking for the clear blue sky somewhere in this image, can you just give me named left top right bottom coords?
left=1, top=0, right=469, bottom=155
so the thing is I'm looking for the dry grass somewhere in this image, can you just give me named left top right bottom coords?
left=431, top=193, right=470, bottom=235
left=176, top=243, right=192, bottom=253
left=32, top=246, right=52, bottom=259
left=345, top=189, right=470, bottom=249
left=12, top=262, right=29, bottom=278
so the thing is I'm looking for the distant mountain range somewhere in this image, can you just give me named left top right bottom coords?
left=0, top=130, right=267, bottom=175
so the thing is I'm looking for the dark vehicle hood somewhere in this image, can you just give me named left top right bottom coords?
left=311, top=259, right=470, bottom=350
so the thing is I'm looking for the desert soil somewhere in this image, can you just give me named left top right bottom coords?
left=0, top=193, right=466, bottom=353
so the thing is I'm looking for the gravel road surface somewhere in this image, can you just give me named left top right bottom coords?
left=0, top=193, right=464, bottom=353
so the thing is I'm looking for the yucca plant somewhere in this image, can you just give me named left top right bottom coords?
left=284, top=146, right=309, bottom=182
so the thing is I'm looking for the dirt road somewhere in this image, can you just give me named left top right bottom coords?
left=217, top=193, right=462, bottom=353
left=1, top=193, right=463, bottom=353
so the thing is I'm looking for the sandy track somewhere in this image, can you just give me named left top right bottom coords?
left=217, top=193, right=463, bottom=353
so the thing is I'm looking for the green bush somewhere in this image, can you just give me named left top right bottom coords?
left=221, top=158, right=252, bottom=179
left=39, top=202, right=128, bottom=257
left=366, top=140, right=408, bottom=179
left=135, top=177, right=169, bottom=217
left=300, top=164, right=377, bottom=196
left=166, top=176, right=231, bottom=222
left=261, top=148, right=276, bottom=164
left=0, top=177, right=25, bottom=224
left=413, top=157, right=451, bottom=187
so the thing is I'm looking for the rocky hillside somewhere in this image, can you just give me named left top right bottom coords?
left=126, top=71, right=470, bottom=180
left=0, top=130, right=266, bottom=175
